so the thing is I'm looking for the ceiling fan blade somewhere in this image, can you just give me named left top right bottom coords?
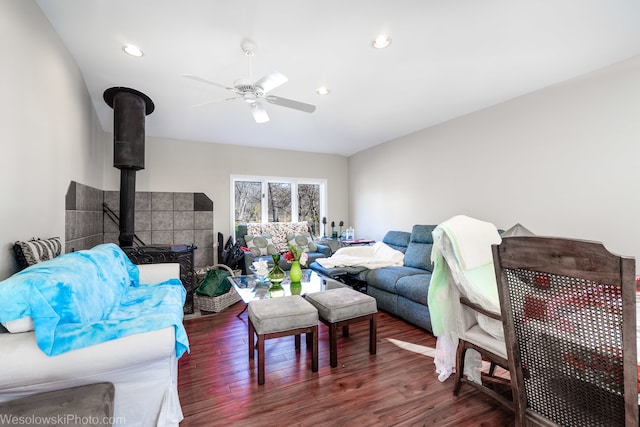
left=265, top=95, right=316, bottom=113
left=251, top=102, right=270, bottom=123
left=254, top=71, right=288, bottom=94
left=181, top=74, right=234, bottom=91
left=191, top=96, right=242, bottom=108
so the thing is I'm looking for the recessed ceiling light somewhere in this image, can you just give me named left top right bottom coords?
left=123, top=44, right=143, bottom=57
left=316, top=86, right=330, bottom=95
left=372, top=35, right=392, bottom=49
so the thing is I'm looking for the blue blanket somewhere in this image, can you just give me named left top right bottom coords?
left=0, top=244, right=189, bottom=357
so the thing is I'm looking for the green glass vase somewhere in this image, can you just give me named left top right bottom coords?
left=268, top=254, right=285, bottom=284
left=290, top=281, right=302, bottom=296
left=290, top=260, right=303, bottom=283
left=268, top=283, right=285, bottom=298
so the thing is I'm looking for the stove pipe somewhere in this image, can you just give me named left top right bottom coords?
left=103, top=87, right=155, bottom=247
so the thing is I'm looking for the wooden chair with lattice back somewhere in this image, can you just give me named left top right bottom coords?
left=492, top=236, right=638, bottom=427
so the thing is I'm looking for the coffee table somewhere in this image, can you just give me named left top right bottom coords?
left=229, top=269, right=346, bottom=317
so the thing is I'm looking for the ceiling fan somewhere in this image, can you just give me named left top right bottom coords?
left=182, top=40, right=316, bottom=123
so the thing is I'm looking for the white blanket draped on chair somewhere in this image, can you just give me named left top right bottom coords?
left=428, top=215, right=503, bottom=382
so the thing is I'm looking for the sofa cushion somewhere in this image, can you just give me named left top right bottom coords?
left=366, top=266, right=427, bottom=293
left=396, top=274, right=432, bottom=305
left=246, top=222, right=311, bottom=253
left=13, top=237, right=62, bottom=271
left=245, top=234, right=277, bottom=256
left=287, top=232, right=317, bottom=253
left=404, top=225, right=435, bottom=271
left=1, top=317, right=34, bottom=333
left=404, top=244, right=432, bottom=271
left=382, top=231, right=411, bottom=253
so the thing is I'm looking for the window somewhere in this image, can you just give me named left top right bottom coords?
left=232, top=176, right=326, bottom=237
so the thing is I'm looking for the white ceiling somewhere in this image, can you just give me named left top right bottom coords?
left=35, top=0, right=640, bottom=157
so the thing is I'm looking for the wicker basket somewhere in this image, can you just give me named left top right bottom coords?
left=193, top=264, right=242, bottom=313
left=193, top=286, right=241, bottom=313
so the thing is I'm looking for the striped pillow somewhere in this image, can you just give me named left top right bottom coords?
left=13, top=237, right=62, bottom=270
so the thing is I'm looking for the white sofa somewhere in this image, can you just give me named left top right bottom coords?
left=0, top=251, right=187, bottom=427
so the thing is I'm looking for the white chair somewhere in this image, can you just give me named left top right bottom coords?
left=429, top=215, right=512, bottom=410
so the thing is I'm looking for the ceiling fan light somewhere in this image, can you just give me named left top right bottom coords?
left=123, top=44, right=143, bottom=57
left=372, top=35, right=391, bottom=49
left=251, top=104, right=269, bottom=123
left=316, top=86, right=330, bottom=95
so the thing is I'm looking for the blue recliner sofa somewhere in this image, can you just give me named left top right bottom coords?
left=366, top=225, right=435, bottom=332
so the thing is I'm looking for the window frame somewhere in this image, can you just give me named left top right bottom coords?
left=231, top=174, right=327, bottom=236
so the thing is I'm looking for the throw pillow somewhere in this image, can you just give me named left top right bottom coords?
left=13, top=237, right=62, bottom=270
left=244, top=234, right=277, bottom=257
left=1, top=317, right=34, bottom=333
left=287, top=232, right=317, bottom=253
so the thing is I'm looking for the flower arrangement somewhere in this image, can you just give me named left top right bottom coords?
left=283, top=244, right=308, bottom=266
left=250, top=259, right=270, bottom=282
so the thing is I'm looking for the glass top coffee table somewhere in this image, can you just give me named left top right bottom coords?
left=228, top=269, right=346, bottom=316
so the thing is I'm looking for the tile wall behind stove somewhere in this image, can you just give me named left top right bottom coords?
left=65, top=181, right=104, bottom=253
left=103, top=191, right=214, bottom=268
left=65, top=181, right=214, bottom=268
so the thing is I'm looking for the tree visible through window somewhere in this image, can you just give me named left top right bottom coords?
left=233, top=177, right=325, bottom=237
left=268, top=182, right=291, bottom=222
left=298, top=184, right=321, bottom=236
left=234, top=181, right=261, bottom=224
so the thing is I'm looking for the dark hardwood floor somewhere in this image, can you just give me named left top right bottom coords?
left=178, top=301, right=515, bottom=426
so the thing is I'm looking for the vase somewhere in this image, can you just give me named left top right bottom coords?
left=268, top=254, right=285, bottom=284
left=290, top=281, right=302, bottom=296
left=268, top=283, right=285, bottom=298
left=290, top=260, right=303, bottom=283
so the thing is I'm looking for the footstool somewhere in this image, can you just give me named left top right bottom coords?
left=248, top=295, right=319, bottom=385
left=305, top=287, right=377, bottom=368
left=0, top=382, right=114, bottom=427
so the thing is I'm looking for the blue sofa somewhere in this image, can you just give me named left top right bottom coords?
left=311, top=224, right=435, bottom=332
left=366, top=225, right=435, bottom=332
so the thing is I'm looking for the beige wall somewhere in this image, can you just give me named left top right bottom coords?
left=102, top=134, right=349, bottom=252
left=350, top=56, right=640, bottom=266
left=0, top=0, right=104, bottom=278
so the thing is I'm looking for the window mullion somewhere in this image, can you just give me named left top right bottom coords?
left=261, top=181, right=268, bottom=222
left=291, top=183, right=298, bottom=223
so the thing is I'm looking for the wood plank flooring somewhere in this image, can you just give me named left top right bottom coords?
left=178, top=301, right=515, bottom=426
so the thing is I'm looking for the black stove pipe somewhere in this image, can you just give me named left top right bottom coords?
left=103, top=87, right=154, bottom=248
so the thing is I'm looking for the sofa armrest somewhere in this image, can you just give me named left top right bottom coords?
left=241, top=249, right=255, bottom=275
left=315, top=243, right=332, bottom=257
left=138, top=263, right=180, bottom=284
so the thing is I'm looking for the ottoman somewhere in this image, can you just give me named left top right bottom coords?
left=0, top=382, right=114, bottom=427
left=305, top=287, right=377, bottom=367
left=248, top=295, right=319, bottom=385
